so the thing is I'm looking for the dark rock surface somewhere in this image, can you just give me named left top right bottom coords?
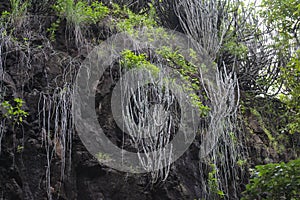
left=0, top=1, right=299, bottom=199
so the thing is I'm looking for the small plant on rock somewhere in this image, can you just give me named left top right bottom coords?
left=1, top=98, right=28, bottom=125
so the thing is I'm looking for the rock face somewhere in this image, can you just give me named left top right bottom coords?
left=0, top=1, right=300, bottom=200
left=0, top=4, right=211, bottom=198
left=0, top=122, right=207, bottom=200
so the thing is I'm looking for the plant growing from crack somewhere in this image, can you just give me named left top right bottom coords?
left=1, top=98, right=28, bottom=125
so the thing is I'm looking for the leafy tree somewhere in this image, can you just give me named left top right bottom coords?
left=279, top=50, right=300, bottom=134
left=260, top=0, right=300, bottom=134
left=261, top=0, right=300, bottom=47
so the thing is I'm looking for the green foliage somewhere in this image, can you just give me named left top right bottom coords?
left=17, top=145, right=24, bottom=153
left=120, top=50, right=148, bottom=69
left=223, top=40, right=248, bottom=59
left=96, top=152, right=111, bottom=161
left=261, top=0, right=300, bottom=134
left=120, top=49, right=159, bottom=75
left=1, top=0, right=29, bottom=25
left=1, top=11, right=11, bottom=20
left=47, top=19, right=60, bottom=41
left=250, top=108, right=275, bottom=142
left=261, top=0, right=300, bottom=42
left=120, top=48, right=210, bottom=117
left=242, top=158, right=300, bottom=200
left=237, top=159, right=247, bottom=167
left=115, top=4, right=157, bottom=33
left=189, top=93, right=211, bottom=117
left=53, top=0, right=109, bottom=26
left=279, top=50, right=300, bottom=134
left=1, top=98, right=28, bottom=125
left=111, top=3, right=121, bottom=15
left=208, top=164, right=225, bottom=198
left=219, top=2, right=253, bottom=60
left=156, top=46, right=210, bottom=117
left=10, top=0, right=28, bottom=17
left=156, top=46, right=197, bottom=75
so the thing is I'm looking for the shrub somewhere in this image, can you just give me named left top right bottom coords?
left=53, top=0, right=109, bottom=26
left=242, top=158, right=300, bottom=199
left=1, top=0, right=29, bottom=26
left=120, top=49, right=159, bottom=74
left=52, top=0, right=109, bottom=45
